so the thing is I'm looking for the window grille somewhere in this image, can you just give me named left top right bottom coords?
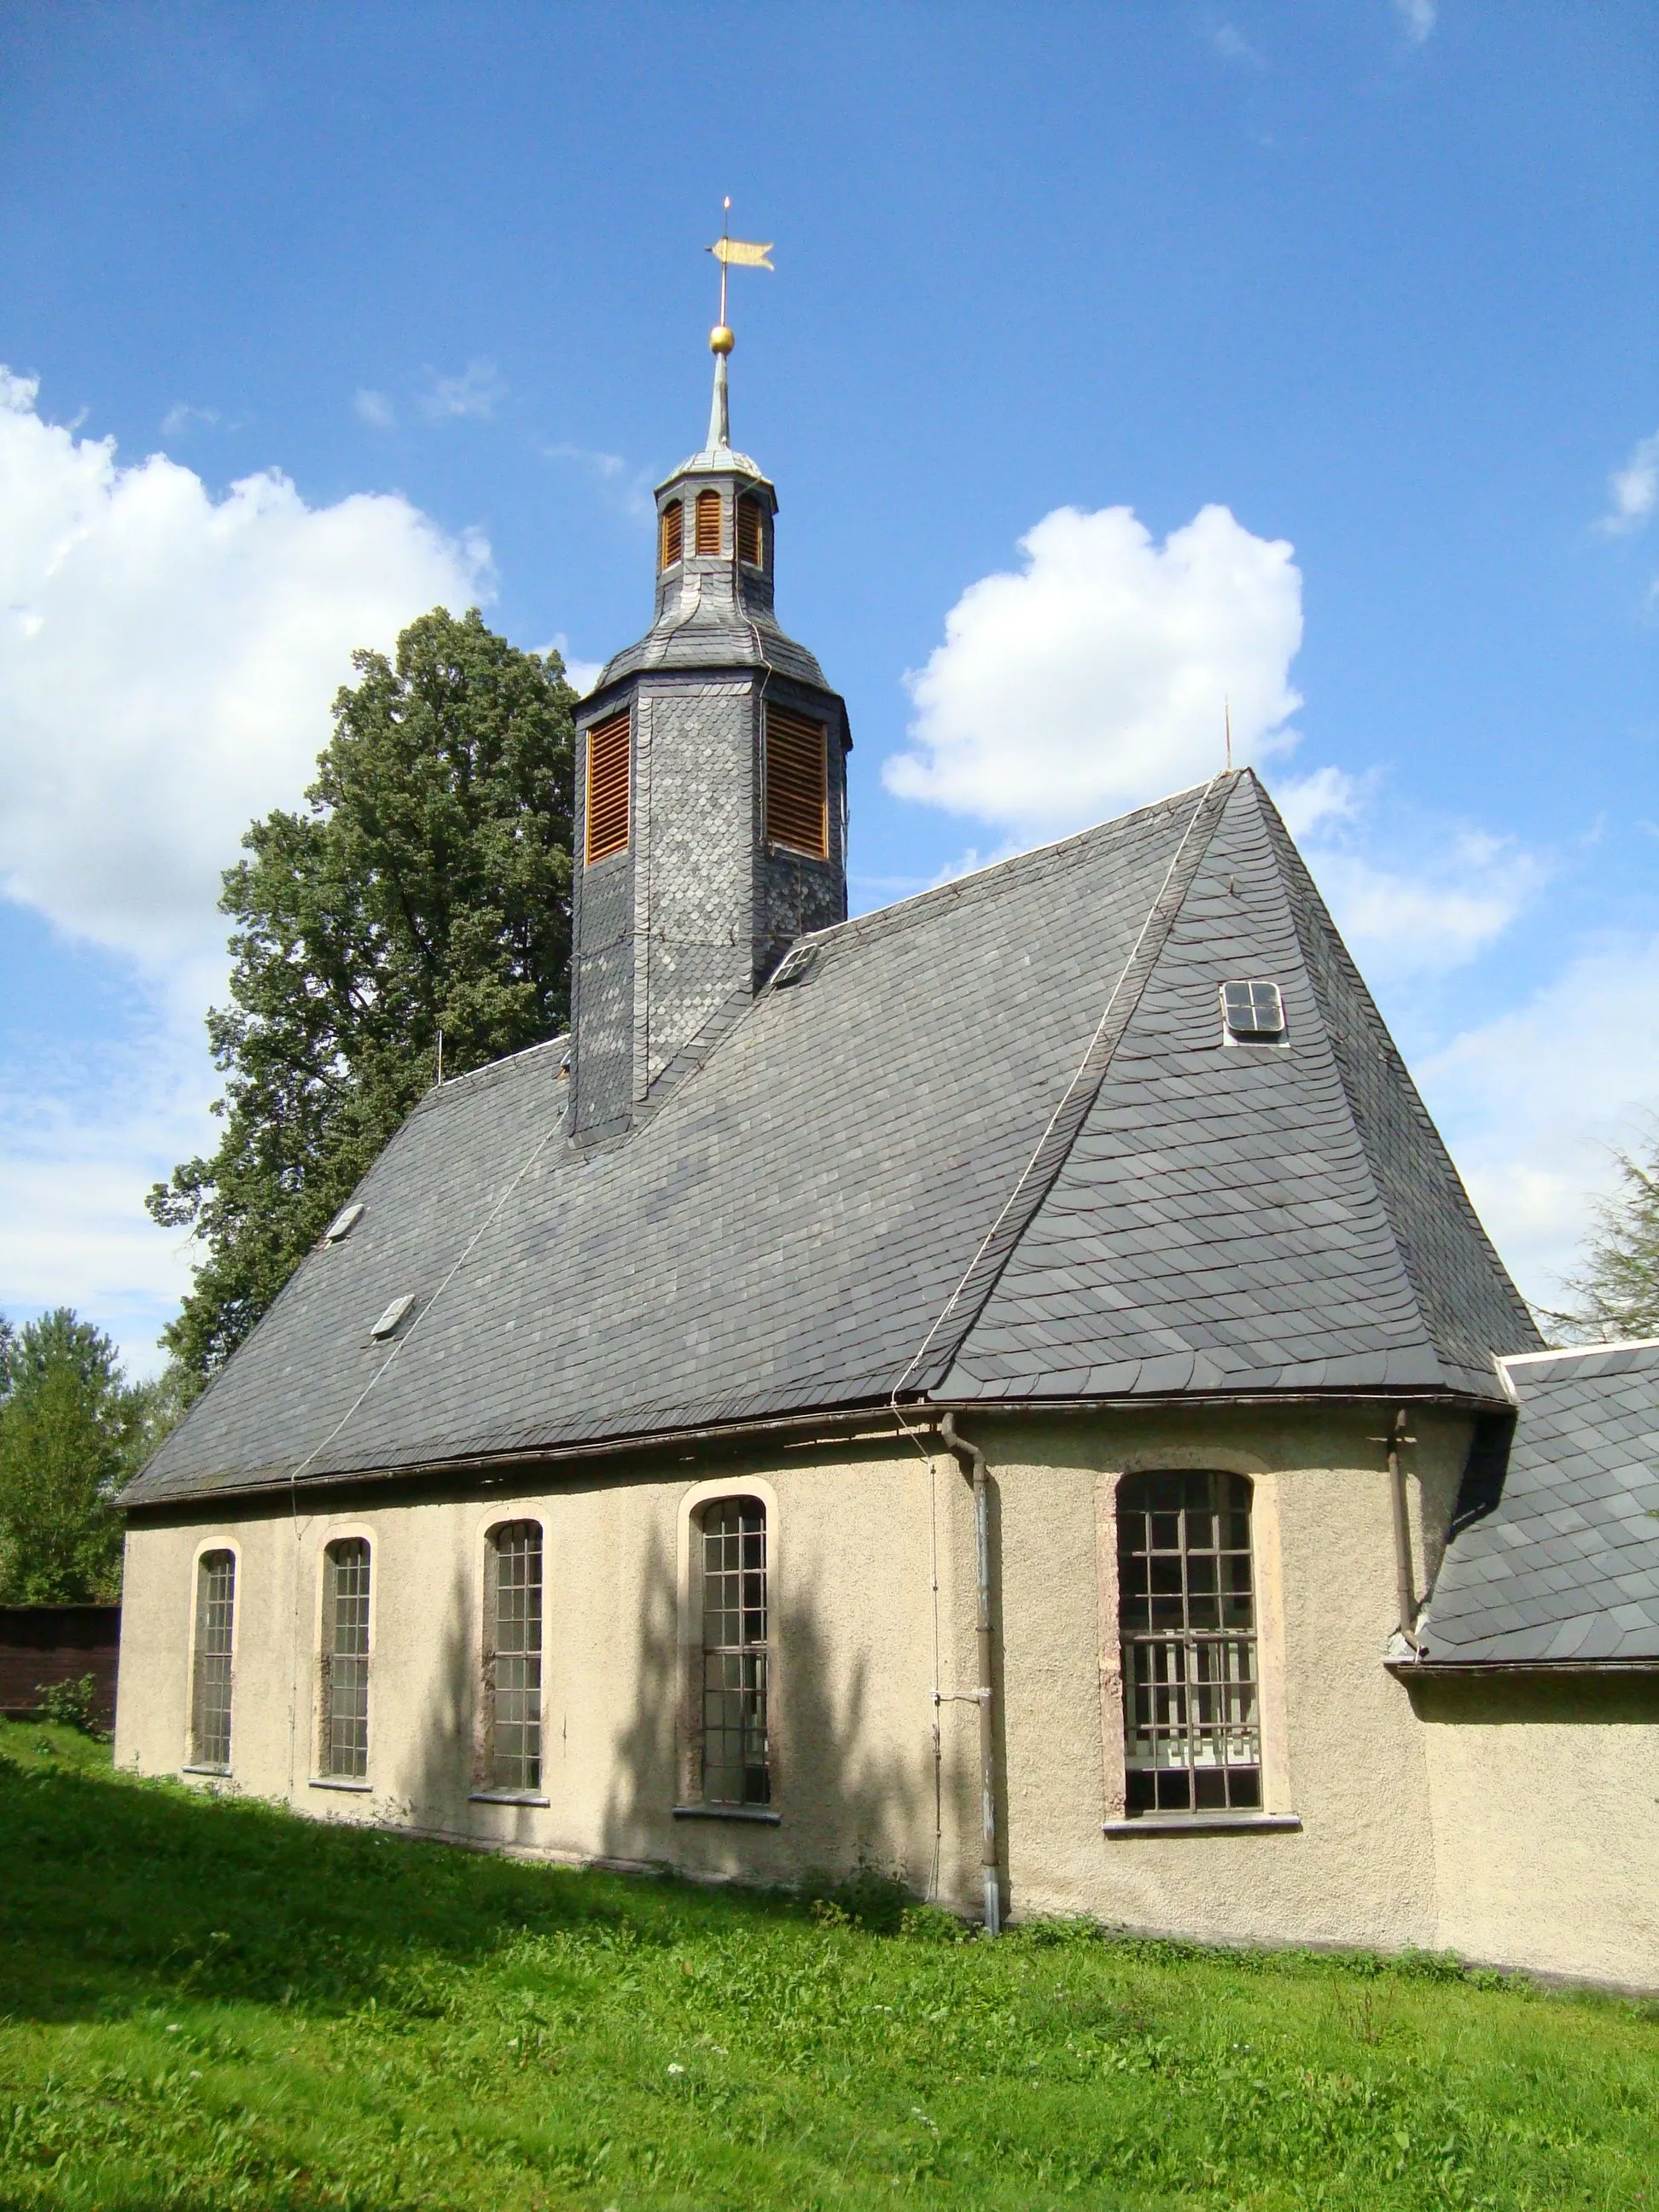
left=488, top=1522, right=543, bottom=1792
left=659, top=498, right=684, bottom=569
left=1118, top=1471, right=1260, bottom=1815
left=736, top=493, right=765, bottom=567
left=190, top=1551, right=236, bottom=1770
left=321, top=1538, right=370, bottom=1778
left=585, top=709, right=631, bottom=864
left=700, top=1497, right=770, bottom=1805
left=764, top=708, right=829, bottom=859
left=1220, top=979, right=1285, bottom=1043
left=694, top=489, right=722, bottom=556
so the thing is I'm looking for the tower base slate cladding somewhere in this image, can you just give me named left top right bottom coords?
left=569, top=346, right=849, bottom=1143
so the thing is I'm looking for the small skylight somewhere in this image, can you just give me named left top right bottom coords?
left=370, top=1294, right=416, bottom=1341
left=1220, top=980, right=1287, bottom=1046
left=324, top=1202, right=364, bottom=1243
left=770, top=942, right=820, bottom=991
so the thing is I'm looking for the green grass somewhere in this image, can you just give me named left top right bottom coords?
left=0, top=1723, right=1654, bottom=2210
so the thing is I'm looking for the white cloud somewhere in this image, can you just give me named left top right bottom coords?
left=539, top=632, right=604, bottom=696
left=1209, top=20, right=1265, bottom=67
left=417, top=359, right=504, bottom=423
left=1418, top=938, right=1659, bottom=1303
left=1304, top=832, right=1544, bottom=981
left=1598, top=428, right=1659, bottom=534
left=0, top=367, right=489, bottom=974
left=160, top=403, right=220, bottom=438
left=1272, top=765, right=1362, bottom=841
left=1395, top=0, right=1436, bottom=44
left=354, top=387, right=395, bottom=429
left=544, top=442, right=655, bottom=524
left=885, top=503, right=1303, bottom=836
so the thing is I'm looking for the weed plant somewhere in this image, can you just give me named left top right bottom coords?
left=0, top=1722, right=1653, bottom=2209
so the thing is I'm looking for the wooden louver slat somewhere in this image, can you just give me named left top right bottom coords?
left=659, top=499, right=683, bottom=569
left=694, top=489, right=722, bottom=556
left=765, top=708, right=829, bottom=859
left=585, top=709, right=632, bottom=864
left=736, top=494, right=765, bottom=567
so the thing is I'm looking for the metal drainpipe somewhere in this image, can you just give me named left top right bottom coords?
left=940, top=1412, right=1002, bottom=1936
left=1383, top=1406, right=1423, bottom=1653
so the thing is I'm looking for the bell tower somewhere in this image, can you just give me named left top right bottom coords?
left=568, top=304, right=851, bottom=1143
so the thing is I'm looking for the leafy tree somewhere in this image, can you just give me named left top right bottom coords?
left=1558, top=1126, right=1659, bottom=1342
left=148, top=608, right=576, bottom=1383
left=0, top=1309, right=155, bottom=1603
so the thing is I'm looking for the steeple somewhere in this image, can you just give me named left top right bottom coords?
left=566, top=278, right=852, bottom=1144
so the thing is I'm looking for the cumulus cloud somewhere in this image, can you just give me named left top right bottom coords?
left=417, top=359, right=504, bottom=423
left=1417, top=937, right=1659, bottom=1304
left=0, top=368, right=489, bottom=973
left=1304, top=831, right=1545, bottom=982
left=886, top=503, right=1303, bottom=836
left=1598, top=428, right=1659, bottom=534
left=1395, top=0, right=1436, bottom=44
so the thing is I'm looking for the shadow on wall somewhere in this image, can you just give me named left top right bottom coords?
left=388, top=1555, right=475, bottom=1842
left=597, top=1500, right=945, bottom=1896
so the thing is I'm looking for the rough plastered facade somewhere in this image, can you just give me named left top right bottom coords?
left=119, top=346, right=1659, bottom=1993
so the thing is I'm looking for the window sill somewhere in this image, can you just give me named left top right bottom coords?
left=181, top=1763, right=230, bottom=1778
left=672, top=1804, right=782, bottom=1825
left=1103, top=1812, right=1301, bottom=1837
left=308, top=1775, right=372, bottom=1792
left=469, top=1790, right=550, bottom=1807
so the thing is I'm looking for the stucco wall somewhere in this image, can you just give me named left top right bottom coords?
left=1409, top=1672, right=1659, bottom=1988
left=119, top=1401, right=1656, bottom=1984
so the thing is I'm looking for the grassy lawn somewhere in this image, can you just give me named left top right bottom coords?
left=0, top=1723, right=1654, bottom=2209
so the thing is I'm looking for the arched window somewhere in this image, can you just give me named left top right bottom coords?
left=659, top=498, right=684, bottom=569
left=736, top=493, right=765, bottom=568
left=1118, top=1472, right=1259, bottom=1815
left=699, top=1497, right=769, bottom=1805
left=190, top=1550, right=236, bottom=1772
left=320, top=1538, right=371, bottom=1778
left=694, top=488, right=722, bottom=556
left=486, top=1522, right=544, bottom=1792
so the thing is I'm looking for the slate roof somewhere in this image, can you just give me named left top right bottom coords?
left=125, top=771, right=1538, bottom=1510
left=1418, top=1342, right=1659, bottom=1664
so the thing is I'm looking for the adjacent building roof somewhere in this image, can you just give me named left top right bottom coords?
left=124, top=770, right=1538, bottom=1510
left=1418, top=1341, right=1659, bottom=1664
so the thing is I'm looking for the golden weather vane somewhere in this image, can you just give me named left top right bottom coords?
left=706, top=196, right=774, bottom=354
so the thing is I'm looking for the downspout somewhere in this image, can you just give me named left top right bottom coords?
left=1382, top=1406, right=1423, bottom=1653
left=940, top=1412, right=1002, bottom=1936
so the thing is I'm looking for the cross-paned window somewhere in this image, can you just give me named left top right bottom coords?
left=321, top=1538, right=371, bottom=1778
left=1118, top=1472, right=1260, bottom=1815
left=659, top=498, right=684, bottom=569
left=736, top=493, right=765, bottom=567
left=1220, top=979, right=1286, bottom=1044
left=700, top=1498, right=770, bottom=1805
left=695, top=489, right=722, bottom=556
left=190, top=1550, right=236, bottom=1771
left=764, top=708, right=829, bottom=859
left=585, top=709, right=631, bottom=864
left=488, top=1522, right=544, bottom=1793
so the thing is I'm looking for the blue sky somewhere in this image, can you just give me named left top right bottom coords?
left=0, top=1, right=1655, bottom=1371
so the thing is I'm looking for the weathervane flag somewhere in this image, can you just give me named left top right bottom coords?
left=708, top=236, right=774, bottom=269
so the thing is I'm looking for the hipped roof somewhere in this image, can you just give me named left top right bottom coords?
left=125, top=771, right=1537, bottom=1510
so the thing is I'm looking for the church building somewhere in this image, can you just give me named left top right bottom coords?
left=117, top=322, right=1659, bottom=1992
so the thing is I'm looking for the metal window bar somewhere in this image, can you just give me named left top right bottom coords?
left=191, top=1551, right=236, bottom=1770
left=1118, top=1471, right=1260, bottom=1814
left=321, top=1538, right=371, bottom=1778
left=700, top=1498, right=770, bottom=1806
left=490, top=1522, right=543, bottom=1792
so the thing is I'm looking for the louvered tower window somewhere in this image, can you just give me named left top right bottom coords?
left=1118, top=1472, right=1260, bottom=1815
left=765, top=707, right=829, bottom=858
left=736, top=494, right=765, bottom=567
left=320, top=1538, right=370, bottom=1778
left=190, top=1551, right=236, bottom=1771
left=694, top=489, right=722, bottom=555
left=585, top=709, right=632, bottom=864
left=487, top=1522, right=544, bottom=1792
left=659, top=499, right=684, bottom=569
left=700, top=1498, right=770, bottom=1806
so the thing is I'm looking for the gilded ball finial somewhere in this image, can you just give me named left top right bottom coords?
left=709, top=323, right=735, bottom=355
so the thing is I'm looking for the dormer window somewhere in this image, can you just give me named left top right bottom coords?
left=765, top=708, right=829, bottom=859
left=1220, top=980, right=1287, bottom=1045
left=659, top=500, right=683, bottom=569
left=585, top=708, right=632, bottom=864
left=737, top=494, right=765, bottom=568
left=695, top=489, right=722, bottom=556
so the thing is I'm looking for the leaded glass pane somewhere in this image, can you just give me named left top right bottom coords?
left=490, top=1522, right=543, bottom=1792
left=191, top=1551, right=236, bottom=1770
left=322, top=1538, right=370, bottom=1778
left=701, top=1499, right=770, bottom=1806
